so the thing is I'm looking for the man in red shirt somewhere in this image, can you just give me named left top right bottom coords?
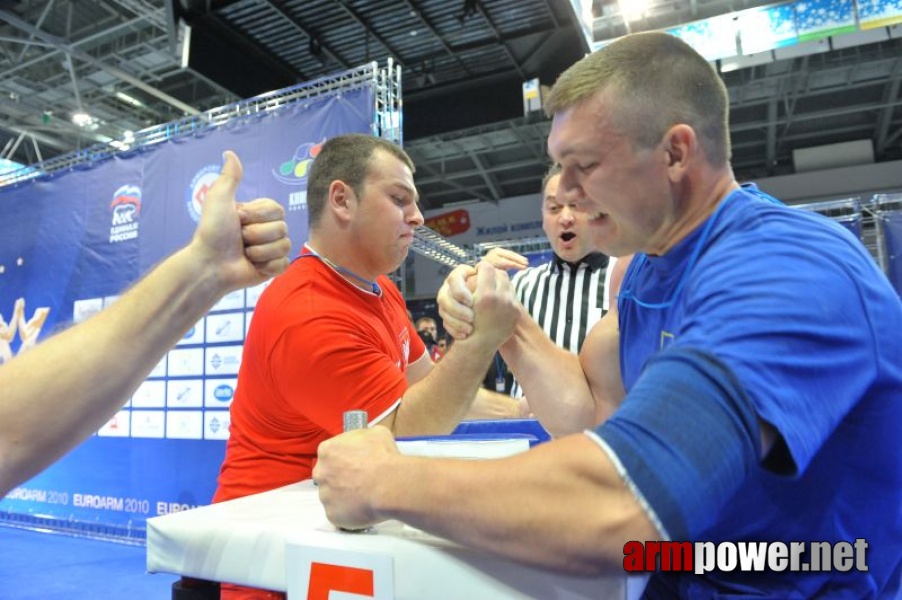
left=214, top=134, right=524, bottom=599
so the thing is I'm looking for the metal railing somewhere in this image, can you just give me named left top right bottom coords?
left=0, top=61, right=397, bottom=187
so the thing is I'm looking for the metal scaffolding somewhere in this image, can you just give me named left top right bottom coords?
left=1, top=61, right=402, bottom=186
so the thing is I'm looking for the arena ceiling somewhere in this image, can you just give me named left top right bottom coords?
left=0, top=0, right=899, bottom=210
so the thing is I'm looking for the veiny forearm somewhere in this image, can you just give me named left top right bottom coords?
left=0, top=244, right=224, bottom=495
left=391, top=334, right=500, bottom=437
left=500, top=313, right=595, bottom=437
left=464, top=388, right=522, bottom=420
left=373, top=434, right=658, bottom=574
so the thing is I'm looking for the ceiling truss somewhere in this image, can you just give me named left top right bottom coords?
left=0, top=0, right=895, bottom=209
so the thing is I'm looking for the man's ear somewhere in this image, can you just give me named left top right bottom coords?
left=663, top=124, right=696, bottom=182
left=328, top=180, right=355, bottom=223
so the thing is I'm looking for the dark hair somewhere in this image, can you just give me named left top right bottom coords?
left=541, top=163, right=562, bottom=194
left=415, top=316, right=436, bottom=329
left=545, top=32, right=731, bottom=166
left=306, top=134, right=415, bottom=228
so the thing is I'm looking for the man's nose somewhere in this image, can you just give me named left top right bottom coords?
left=559, top=168, right=585, bottom=204
left=560, top=205, right=577, bottom=224
left=409, top=203, right=425, bottom=226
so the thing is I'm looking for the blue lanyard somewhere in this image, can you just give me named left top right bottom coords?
left=299, top=246, right=382, bottom=296
left=619, top=186, right=784, bottom=311
left=620, top=195, right=733, bottom=310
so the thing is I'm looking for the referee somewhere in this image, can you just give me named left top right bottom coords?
left=509, top=164, right=616, bottom=398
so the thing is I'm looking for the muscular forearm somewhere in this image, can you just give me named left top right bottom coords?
left=500, top=311, right=596, bottom=437
left=372, top=434, right=659, bottom=574
left=391, top=334, right=501, bottom=436
left=464, top=388, right=524, bottom=420
left=0, top=243, right=226, bottom=495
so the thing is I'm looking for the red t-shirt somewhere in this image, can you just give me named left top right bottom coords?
left=213, top=252, right=425, bottom=503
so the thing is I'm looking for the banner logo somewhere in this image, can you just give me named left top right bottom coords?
left=273, top=140, right=324, bottom=187
left=109, top=184, right=141, bottom=243
left=424, top=209, right=471, bottom=237
left=1, top=298, right=50, bottom=364
left=186, top=165, right=221, bottom=223
left=213, top=384, right=234, bottom=402
left=208, top=415, right=225, bottom=434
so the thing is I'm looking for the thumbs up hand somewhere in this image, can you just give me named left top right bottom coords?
left=192, top=150, right=292, bottom=292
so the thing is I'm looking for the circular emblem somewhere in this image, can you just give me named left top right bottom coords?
left=186, top=164, right=221, bottom=222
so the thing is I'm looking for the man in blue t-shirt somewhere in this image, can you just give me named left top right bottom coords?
left=313, top=32, right=902, bottom=598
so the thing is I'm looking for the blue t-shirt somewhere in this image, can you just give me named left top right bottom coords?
left=597, top=185, right=902, bottom=597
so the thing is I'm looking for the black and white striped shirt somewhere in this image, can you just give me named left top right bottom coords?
left=510, top=252, right=612, bottom=398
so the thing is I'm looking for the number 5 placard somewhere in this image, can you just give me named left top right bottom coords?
left=286, top=544, right=394, bottom=600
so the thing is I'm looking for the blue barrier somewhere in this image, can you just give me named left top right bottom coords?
left=451, top=419, right=552, bottom=445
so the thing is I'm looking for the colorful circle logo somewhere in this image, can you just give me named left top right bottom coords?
left=273, top=140, right=324, bottom=185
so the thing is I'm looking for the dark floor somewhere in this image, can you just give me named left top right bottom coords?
left=0, top=525, right=177, bottom=599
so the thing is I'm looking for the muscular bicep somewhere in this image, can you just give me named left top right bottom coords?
left=580, top=311, right=626, bottom=425
left=405, top=350, right=432, bottom=385
left=375, top=350, right=431, bottom=432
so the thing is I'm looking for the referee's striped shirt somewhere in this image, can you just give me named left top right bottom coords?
left=510, top=252, right=611, bottom=398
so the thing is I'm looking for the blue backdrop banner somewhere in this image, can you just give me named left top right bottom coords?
left=0, top=87, right=373, bottom=535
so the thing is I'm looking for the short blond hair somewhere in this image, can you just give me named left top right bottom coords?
left=545, top=32, right=731, bottom=167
